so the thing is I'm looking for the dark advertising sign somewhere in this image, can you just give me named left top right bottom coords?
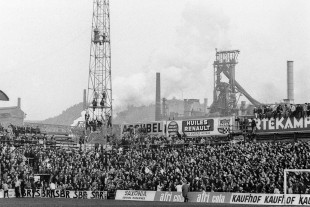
left=182, top=119, right=214, bottom=136
left=165, top=117, right=232, bottom=137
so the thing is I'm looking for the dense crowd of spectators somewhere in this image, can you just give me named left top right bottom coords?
left=0, top=124, right=41, bottom=137
left=1, top=135, right=310, bottom=195
left=106, top=141, right=310, bottom=194
left=0, top=143, right=36, bottom=197
left=253, top=103, right=310, bottom=119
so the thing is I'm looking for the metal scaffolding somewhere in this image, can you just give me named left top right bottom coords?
left=86, top=0, right=112, bottom=132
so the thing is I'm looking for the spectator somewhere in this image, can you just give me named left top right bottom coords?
left=182, top=180, right=189, bottom=202
left=2, top=181, right=9, bottom=198
left=30, top=178, right=36, bottom=198
left=251, top=119, right=256, bottom=133
left=253, top=107, right=258, bottom=119
left=15, top=178, right=21, bottom=198
left=50, top=182, right=56, bottom=197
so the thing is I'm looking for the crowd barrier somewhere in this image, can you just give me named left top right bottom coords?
left=115, top=190, right=310, bottom=205
left=0, top=189, right=107, bottom=200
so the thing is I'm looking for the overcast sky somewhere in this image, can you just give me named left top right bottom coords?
left=0, top=0, right=309, bottom=121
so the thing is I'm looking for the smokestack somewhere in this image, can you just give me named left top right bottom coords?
left=287, top=61, right=294, bottom=102
left=155, top=73, right=161, bottom=121
left=17, top=97, right=21, bottom=109
left=203, top=98, right=208, bottom=113
left=83, top=89, right=87, bottom=110
left=162, top=98, right=167, bottom=118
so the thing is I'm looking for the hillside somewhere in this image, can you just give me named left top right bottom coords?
left=38, top=102, right=155, bottom=126
left=40, top=102, right=83, bottom=126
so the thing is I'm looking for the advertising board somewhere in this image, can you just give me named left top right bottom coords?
left=154, top=191, right=184, bottom=202
left=166, top=117, right=232, bottom=137
left=230, top=193, right=310, bottom=205
left=0, top=189, right=107, bottom=199
left=115, top=190, right=156, bottom=201
left=166, top=120, right=182, bottom=136
left=182, top=119, right=214, bottom=136
left=255, top=117, right=310, bottom=133
left=188, top=192, right=231, bottom=203
left=121, top=122, right=165, bottom=136
left=110, top=190, right=310, bottom=205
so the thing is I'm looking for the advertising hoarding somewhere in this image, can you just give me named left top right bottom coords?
left=166, top=117, right=233, bottom=137
left=0, top=189, right=107, bottom=199
left=115, top=190, right=156, bottom=201
left=255, top=117, right=310, bottom=133
left=121, top=122, right=165, bottom=136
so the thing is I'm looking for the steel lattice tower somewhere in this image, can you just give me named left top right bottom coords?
left=210, top=49, right=261, bottom=116
left=87, top=0, right=112, bottom=130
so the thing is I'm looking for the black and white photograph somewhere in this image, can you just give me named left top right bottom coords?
left=0, top=0, right=310, bottom=206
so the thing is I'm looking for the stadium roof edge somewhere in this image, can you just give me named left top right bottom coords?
left=0, top=90, right=9, bottom=101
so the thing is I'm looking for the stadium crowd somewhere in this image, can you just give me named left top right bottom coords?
left=1, top=130, right=310, bottom=195
left=253, top=103, right=310, bottom=119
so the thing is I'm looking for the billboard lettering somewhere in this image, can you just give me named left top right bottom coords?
left=0, top=189, right=107, bottom=199
left=154, top=192, right=184, bottom=202
left=256, top=117, right=310, bottom=133
left=182, top=119, right=214, bottom=136
left=122, top=122, right=164, bottom=135
left=188, top=192, right=231, bottom=203
left=166, top=117, right=232, bottom=137
left=115, top=190, right=156, bottom=201
left=230, top=193, right=305, bottom=205
left=167, top=121, right=180, bottom=136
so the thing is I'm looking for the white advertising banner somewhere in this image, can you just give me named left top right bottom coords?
left=115, top=190, right=156, bottom=201
left=121, top=122, right=165, bottom=136
left=0, top=189, right=107, bottom=200
left=230, top=193, right=310, bottom=205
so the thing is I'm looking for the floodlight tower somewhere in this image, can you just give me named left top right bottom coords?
left=87, top=0, right=112, bottom=131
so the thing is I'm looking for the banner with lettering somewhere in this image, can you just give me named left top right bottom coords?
left=0, top=189, right=107, bottom=200
left=166, top=117, right=233, bottom=137
left=188, top=192, right=231, bottom=204
left=121, top=122, right=165, bottom=136
left=182, top=119, right=214, bottom=136
left=113, top=191, right=310, bottom=205
left=154, top=191, right=184, bottom=202
left=230, top=193, right=310, bottom=205
left=255, top=117, right=310, bottom=133
left=115, top=190, right=156, bottom=201
left=166, top=121, right=183, bottom=136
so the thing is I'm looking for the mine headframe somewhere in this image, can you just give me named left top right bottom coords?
left=210, top=49, right=261, bottom=116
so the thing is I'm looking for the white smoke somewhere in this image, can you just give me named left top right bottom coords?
left=113, top=2, right=232, bottom=114
left=71, top=110, right=86, bottom=127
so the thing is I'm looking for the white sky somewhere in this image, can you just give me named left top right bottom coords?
left=0, top=0, right=309, bottom=120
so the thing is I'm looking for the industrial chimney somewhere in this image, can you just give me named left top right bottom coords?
left=17, top=97, right=21, bottom=109
left=155, top=73, right=161, bottom=121
left=287, top=61, right=294, bottom=103
left=83, top=89, right=87, bottom=110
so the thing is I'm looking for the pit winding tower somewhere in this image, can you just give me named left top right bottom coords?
left=211, top=49, right=261, bottom=116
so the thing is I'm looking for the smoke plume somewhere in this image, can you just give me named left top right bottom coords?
left=113, top=2, right=232, bottom=114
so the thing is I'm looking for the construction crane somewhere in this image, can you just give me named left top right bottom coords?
left=86, top=0, right=112, bottom=139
